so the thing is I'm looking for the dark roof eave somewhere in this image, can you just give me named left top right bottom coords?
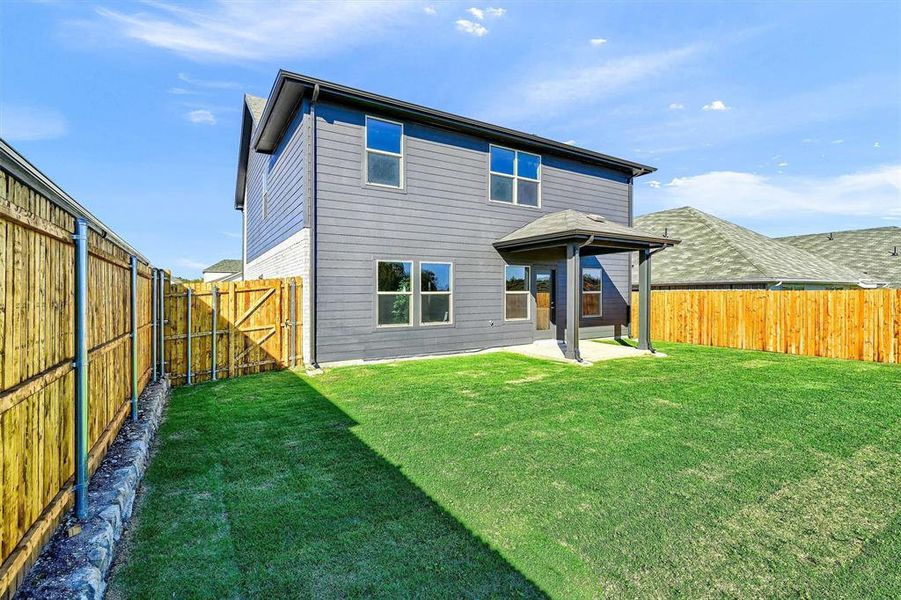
left=234, top=100, right=256, bottom=210
left=494, top=230, right=679, bottom=251
left=252, top=70, right=656, bottom=177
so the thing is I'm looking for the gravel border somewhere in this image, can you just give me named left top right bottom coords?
left=15, top=378, right=171, bottom=600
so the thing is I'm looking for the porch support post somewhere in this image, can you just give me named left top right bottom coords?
left=565, top=242, right=581, bottom=361
left=637, top=248, right=653, bottom=352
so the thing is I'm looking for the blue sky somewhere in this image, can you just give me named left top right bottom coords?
left=2, top=1, right=899, bottom=277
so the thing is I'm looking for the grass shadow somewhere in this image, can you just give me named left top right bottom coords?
left=108, top=369, right=546, bottom=598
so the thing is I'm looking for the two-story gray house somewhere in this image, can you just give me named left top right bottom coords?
left=235, top=71, right=675, bottom=367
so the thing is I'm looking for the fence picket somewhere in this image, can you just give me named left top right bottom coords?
left=0, top=164, right=154, bottom=598
left=631, top=289, right=900, bottom=364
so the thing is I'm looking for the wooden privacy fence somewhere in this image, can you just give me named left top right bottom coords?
left=0, top=151, right=154, bottom=598
left=631, top=289, right=901, bottom=364
left=162, top=275, right=302, bottom=387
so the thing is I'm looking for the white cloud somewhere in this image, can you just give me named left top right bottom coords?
left=221, top=231, right=242, bottom=239
left=777, top=161, right=789, bottom=167
left=668, top=102, right=684, bottom=110
left=589, top=38, right=608, bottom=46
left=484, top=44, right=701, bottom=121
left=456, top=19, right=487, bottom=37
left=424, top=6, right=437, bottom=15
left=186, top=109, right=216, bottom=125
left=563, top=139, right=576, bottom=145
left=174, top=257, right=208, bottom=270
left=467, top=7, right=484, bottom=20
left=0, top=105, right=68, bottom=141
left=486, top=7, right=506, bottom=17
left=648, top=180, right=662, bottom=189
left=702, top=99, right=729, bottom=111
left=93, top=1, right=414, bottom=61
left=177, top=72, right=239, bottom=89
left=629, top=74, right=900, bottom=154
left=874, top=141, right=881, bottom=148
left=831, top=139, right=844, bottom=144
left=648, top=166, right=901, bottom=220
left=168, top=87, right=198, bottom=95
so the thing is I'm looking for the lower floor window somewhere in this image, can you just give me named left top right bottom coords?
left=377, top=260, right=412, bottom=327
left=582, top=266, right=602, bottom=317
left=421, top=262, right=453, bottom=324
left=505, top=265, right=530, bottom=320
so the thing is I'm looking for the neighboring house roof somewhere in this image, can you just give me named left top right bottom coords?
left=776, top=227, right=900, bottom=287
left=631, top=207, right=866, bottom=287
left=235, top=70, right=656, bottom=210
left=245, top=94, right=267, bottom=122
left=495, top=209, right=677, bottom=251
left=203, top=259, right=242, bottom=274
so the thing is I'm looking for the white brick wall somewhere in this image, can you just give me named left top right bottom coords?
left=244, top=228, right=311, bottom=364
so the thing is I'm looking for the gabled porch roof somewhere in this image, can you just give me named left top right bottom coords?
left=493, top=209, right=679, bottom=253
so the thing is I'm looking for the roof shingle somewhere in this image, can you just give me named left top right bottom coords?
left=495, top=209, right=675, bottom=248
left=777, top=227, right=900, bottom=287
left=204, top=259, right=242, bottom=274
left=632, top=207, right=865, bottom=286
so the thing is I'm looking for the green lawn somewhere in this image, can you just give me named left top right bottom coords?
left=107, top=342, right=900, bottom=599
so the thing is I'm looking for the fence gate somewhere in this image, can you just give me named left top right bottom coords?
left=162, top=275, right=302, bottom=386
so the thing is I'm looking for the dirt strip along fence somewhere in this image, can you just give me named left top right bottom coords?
left=0, top=159, right=154, bottom=598
left=631, top=288, right=901, bottom=364
left=162, top=275, right=302, bottom=387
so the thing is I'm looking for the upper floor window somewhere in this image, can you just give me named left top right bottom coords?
left=366, top=116, right=404, bottom=188
left=489, top=145, right=541, bottom=207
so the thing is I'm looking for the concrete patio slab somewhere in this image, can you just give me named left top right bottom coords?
left=502, top=338, right=664, bottom=366
left=319, top=338, right=664, bottom=369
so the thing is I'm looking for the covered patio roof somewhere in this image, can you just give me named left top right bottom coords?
left=493, top=209, right=678, bottom=253
left=494, top=210, right=679, bottom=362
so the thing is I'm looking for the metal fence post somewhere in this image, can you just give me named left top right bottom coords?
left=159, top=270, right=165, bottom=377
left=73, top=218, right=89, bottom=520
left=211, top=286, right=218, bottom=381
left=151, top=267, right=157, bottom=383
left=289, top=280, right=297, bottom=367
left=186, top=287, right=192, bottom=385
left=130, top=256, right=138, bottom=421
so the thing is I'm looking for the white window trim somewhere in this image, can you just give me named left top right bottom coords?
left=365, top=115, right=405, bottom=190
left=504, top=265, right=531, bottom=321
left=582, top=267, right=603, bottom=318
left=419, top=262, right=453, bottom=326
left=489, top=144, right=541, bottom=207
left=376, top=259, right=413, bottom=328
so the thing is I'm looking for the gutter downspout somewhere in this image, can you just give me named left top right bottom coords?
left=309, top=83, right=321, bottom=369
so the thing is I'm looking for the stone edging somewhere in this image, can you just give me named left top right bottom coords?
left=15, top=378, right=171, bottom=599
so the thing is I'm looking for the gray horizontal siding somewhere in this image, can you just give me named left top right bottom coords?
left=246, top=102, right=308, bottom=262
left=314, top=102, right=633, bottom=363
